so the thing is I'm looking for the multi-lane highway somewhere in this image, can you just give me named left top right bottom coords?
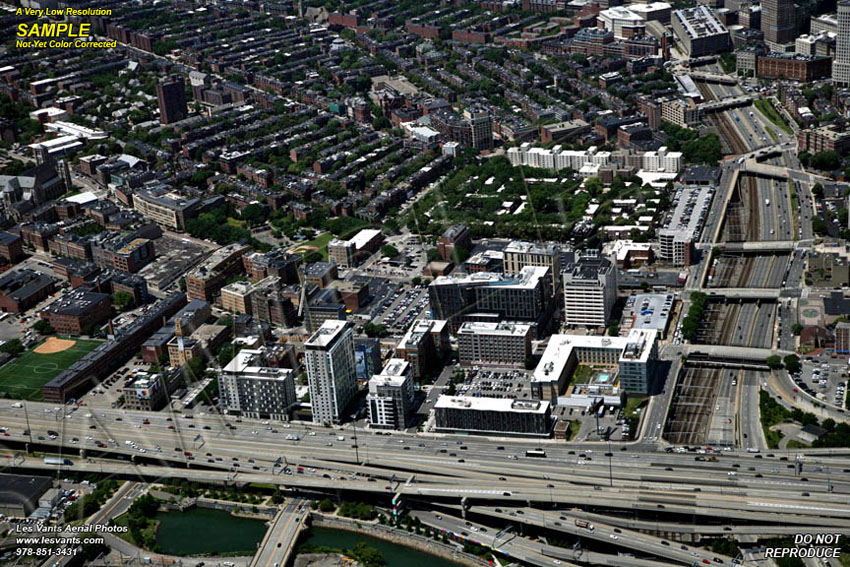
left=4, top=402, right=850, bottom=517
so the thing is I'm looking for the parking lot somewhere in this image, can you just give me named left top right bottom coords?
left=569, top=405, right=627, bottom=442
left=353, top=235, right=428, bottom=280
left=79, top=356, right=155, bottom=409
left=449, top=366, right=534, bottom=400
left=372, top=284, right=429, bottom=335
left=792, top=359, right=849, bottom=410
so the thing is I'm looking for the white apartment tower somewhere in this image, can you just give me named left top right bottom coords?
left=562, top=251, right=618, bottom=327
left=834, top=1, right=850, bottom=86
left=367, top=358, right=414, bottom=430
left=305, top=319, right=358, bottom=424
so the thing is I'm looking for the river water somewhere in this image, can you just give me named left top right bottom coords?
left=152, top=507, right=458, bottom=565
left=153, top=507, right=268, bottom=556
left=302, top=526, right=456, bottom=567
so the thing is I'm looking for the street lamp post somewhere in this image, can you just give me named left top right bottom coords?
left=23, top=401, right=33, bottom=446
left=351, top=415, right=360, bottom=464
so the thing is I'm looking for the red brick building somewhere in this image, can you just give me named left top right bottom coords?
left=797, top=126, right=850, bottom=155
left=0, top=269, right=56, bottom=313
left=20, top=223, right=59, bottom=252
left=39, top=289, right=112, bottom=336
left=757, top=54, right=832, bottom=82
left=0, top=232, right=24, bottom=264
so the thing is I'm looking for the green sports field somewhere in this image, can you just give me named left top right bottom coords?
left=0, top=338, right=101, bottom=401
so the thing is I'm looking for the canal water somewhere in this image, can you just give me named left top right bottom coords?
left=152, top=508, right=456, bottom=564
left=153, top=507, right=269, bottom=556
left=302, top=526, right=455, bottom=567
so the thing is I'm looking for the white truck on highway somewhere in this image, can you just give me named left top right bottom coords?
left=765, top=199, right=770, bottom=206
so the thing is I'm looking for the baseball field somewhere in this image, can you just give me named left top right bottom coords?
left=0, top=337, right=101, bottom=401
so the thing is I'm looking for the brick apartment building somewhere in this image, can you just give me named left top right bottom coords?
left=38, top=289, right=112, bottom=335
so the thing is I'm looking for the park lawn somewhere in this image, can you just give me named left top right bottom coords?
left=571, top=365, right=596, bottom=385
left=624, top=395, right=648, bottom=419
left=111, top=513, right=158, bottom=548
left=0, top=338, right=101, bottom=401
left=300, top=232, right=334, bottom=260
left=754, top=99, right=792, bottom=135
left=764, top=428, right=784, bottom=449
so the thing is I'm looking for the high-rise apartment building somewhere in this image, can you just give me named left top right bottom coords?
left=503, top=241, right=562, bottom=278
left=428, top=266, right=554, bottom=333
left=305, top=320, right=357, bottom=424
left=761, top=0, right=796, bottom=46
left=219, top=348, right=297, bottom=421
left=367, top=358, right=414, bottom=430
left=457, top=321, right=533, bottom=368
left=156, top=78, right=188, bottom=125
left=395, top=319, right=451, bottom=379
left=834, top=1, right=850, bottom=86
left=562, top=251, right=617, bottom=327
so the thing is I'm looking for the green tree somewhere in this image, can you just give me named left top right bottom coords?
left=185, top=357, right=205, bottom=379
left=78, top=535, right=109, bottom=562
left=240, top=203, right=267, bottom=227
left=363, top=323, right=388, bottom=338
left=304, top=251, right=324, bottom=264
left=33, top=320, right=55, bottom=335
left=351, top=543, right=385, bottom=567
left=113, top=291, right=135, bottom=312
left=681, top=292, right=708, bottom=341
left=381, top=244, right=400, bottom=258
left=217, top=342, right=243, bottom=367
left=800, top=412, right=819, bottom=426
left=783, top=354, right=801, bottom=373
left=791, top=323, right=803, bottom=336
left=811, top=152, right=841, bottom=172
left=766, top=355, right=782, bottom=369
left=1, top=159, right=31, bottom=176
left=0, top=339, right=24, bottom=356
left=318, top=498, right=336, bottom=512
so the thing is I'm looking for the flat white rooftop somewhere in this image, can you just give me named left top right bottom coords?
left=349, top=228, right=382, bottom=251
left=458, top=321, right=533, bottom=337
left=435, top=395, right=549, bottom=414
left=533, top=328, right=658, bottom=384
left=305, top=319, right=350, bottom=348
left=397, top=319, right=446, bottom=350
left=431, top=265, right=549, bottom=289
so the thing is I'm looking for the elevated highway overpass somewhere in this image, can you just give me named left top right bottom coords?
left=249, top=499, right=308, bottom=567
left=705, top=288, right=781, bottom=299
left=9, top=451, right=850, bottom=529
left=433, top=506, right=744, bottom=566
left=679, top=344, right=793, bottom=360
left=688, top=71, right=737, bottom=84
left=699, top=95, right=754, bottom=113
left=743, top=159, right=792, bottom=179
left=414, top=510, right=711, bottom=567
left=720, top=241, right=798, bottom=252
